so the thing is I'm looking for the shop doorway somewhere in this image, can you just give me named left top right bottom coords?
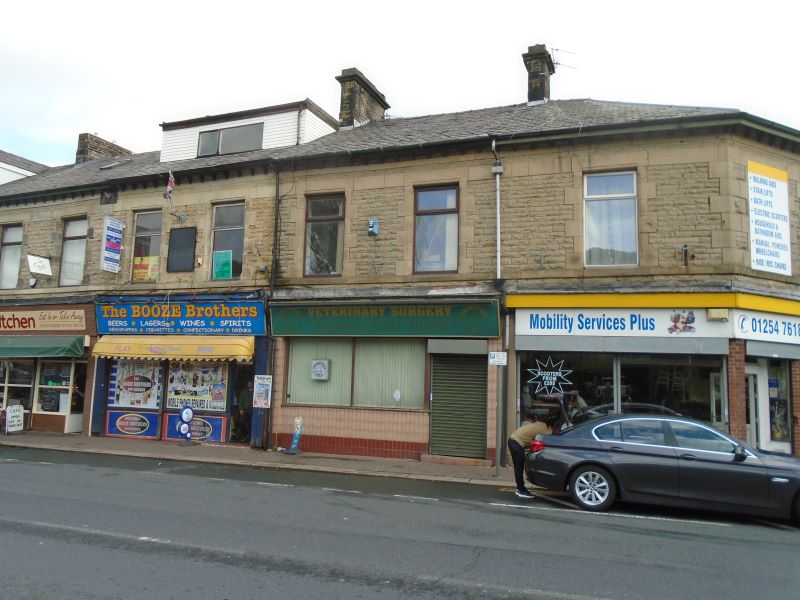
left=746, top=360, right=791, bottom=454
left=429, top=355, right=487, bottom=458
left=232, top=365, right=255, bottom=443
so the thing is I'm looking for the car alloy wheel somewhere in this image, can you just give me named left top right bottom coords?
left=569, top=465, right=616, bottom=512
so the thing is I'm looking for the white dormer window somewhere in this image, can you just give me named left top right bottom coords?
left=198, top=123, right=264, bottom=157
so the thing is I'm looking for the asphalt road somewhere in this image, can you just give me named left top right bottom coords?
left=0, top=447, right=798, bottom=600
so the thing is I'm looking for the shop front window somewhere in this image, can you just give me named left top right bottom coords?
left=287, top=338, right=425, bottom=409
left=619, top=355, right=723, bottom=422
left=109, top=360, right=163, bottom=410
left=37, top=361, right=72, bottom=413
left=521, top=353, right=613, bottom=424
left=166, top=362, right=228, bottom=412
left=519, top=352, right=724, bottom=428
left=0, top=359, right=35, bottom=410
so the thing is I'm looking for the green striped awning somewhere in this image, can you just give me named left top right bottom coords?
left=0, top=335, right=85, bottom=358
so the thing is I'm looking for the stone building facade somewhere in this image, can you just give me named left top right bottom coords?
left=0, top=44, right=799, bottom=462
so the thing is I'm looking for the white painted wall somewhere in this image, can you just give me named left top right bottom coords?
left=303, top=111, right=336, bottom=143
left=0, top=162, right=36, bottom=185
left=160, top=108, right=337, bottom=163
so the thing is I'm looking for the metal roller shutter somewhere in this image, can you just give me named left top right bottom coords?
left=430, top=354, right=487, bottom=458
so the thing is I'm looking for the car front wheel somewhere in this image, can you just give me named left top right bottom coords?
left=569, top=465, right=616, bottom=512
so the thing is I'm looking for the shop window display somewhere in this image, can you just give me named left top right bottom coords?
left=109, top=360, right=163, bottom=410
left=166, top=362, right=228, bottom=412
left=0, top=359, right=35, bottom=410
left=519, top=352, right=723, bottom=427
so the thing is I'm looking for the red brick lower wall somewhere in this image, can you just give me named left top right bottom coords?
left=274, top=433, right=428, bottom=459
left=792, top=361, right=800, bottom=457
left=727, top=339, right=747, bottom=441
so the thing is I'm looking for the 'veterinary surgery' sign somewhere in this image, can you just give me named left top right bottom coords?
left=96, top=301, right=265, bottom=335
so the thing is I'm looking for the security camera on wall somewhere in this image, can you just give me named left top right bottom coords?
left=29, top=277, right=37, bottom=288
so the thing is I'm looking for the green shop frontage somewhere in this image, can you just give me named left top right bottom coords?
left=269, top=300, right=501, bottom=459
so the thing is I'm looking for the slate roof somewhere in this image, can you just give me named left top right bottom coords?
left=0, top=98, right=788, bottom=201
left=0, top=149, right=49, bottom=174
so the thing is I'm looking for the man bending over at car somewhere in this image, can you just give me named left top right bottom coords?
left=508, top=413, right=553, bottom=499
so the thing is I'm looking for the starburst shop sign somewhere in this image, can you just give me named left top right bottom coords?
left=527, top=357, right=573, bottom=396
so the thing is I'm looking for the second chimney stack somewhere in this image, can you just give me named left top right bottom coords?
left=522, top=44, right=556, bottom=104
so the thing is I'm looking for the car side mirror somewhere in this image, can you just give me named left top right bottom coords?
left=733, top=445, right=747, bottom=462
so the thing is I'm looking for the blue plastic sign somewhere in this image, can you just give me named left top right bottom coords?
left=106, top=410, right=160, bottom=438
left=96, top=300, right=266, bottom=335
left=163, top=413, right=226, bottom=443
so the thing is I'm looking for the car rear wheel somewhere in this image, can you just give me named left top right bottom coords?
left=569, top=465, right=616, bottom=512
left=793, top=493, right=800, bottom=526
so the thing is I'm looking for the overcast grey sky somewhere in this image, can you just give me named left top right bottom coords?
left=3, top=0, right=798, bottom=166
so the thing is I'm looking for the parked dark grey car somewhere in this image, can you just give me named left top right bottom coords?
left=525, top=414, right=800, bottom=523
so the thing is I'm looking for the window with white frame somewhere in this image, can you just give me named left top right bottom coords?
left=304, top=195, right=344, bottom=276
left=198, top=123, right=264, bottom=157
left=59, top=217, right=88, bottom=286
left=584, top=172, right=638, bottom=267
left=0, top=359, right=35, bottom=411
left=286, top=338, right=425, bottom=409
left=132, top=211, right=162, bottom=282
left=0, top=224, right=22, bottom=289
left=414, top=186, right=459, bottom=273
left=212, top=203, right=244, bottom=279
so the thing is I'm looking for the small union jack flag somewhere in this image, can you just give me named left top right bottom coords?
left=163, top=170, right=175, bottom=200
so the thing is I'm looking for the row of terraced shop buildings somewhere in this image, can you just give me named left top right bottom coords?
left=1, top=44, right=799, bottom=462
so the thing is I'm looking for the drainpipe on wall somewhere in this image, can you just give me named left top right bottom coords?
left=491, top=139, right=507, bottom=475
left=264, top=163, right=281, bottom=450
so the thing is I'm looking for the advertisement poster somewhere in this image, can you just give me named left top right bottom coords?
left=253, top=375, right=272, bottom=409
left=109, top=360, right=162, bottom=409
left=132, top=256, right=159, bottom=282
left=748, top=160, right=791, bottom=276
left=166, top=362, right=228, bottom=412
left=101, top=217, right=124, bottom=274
left=213, top=250, right=233, bottom=279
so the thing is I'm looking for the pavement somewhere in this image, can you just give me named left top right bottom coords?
left=0, top=431, right=516, bottom=487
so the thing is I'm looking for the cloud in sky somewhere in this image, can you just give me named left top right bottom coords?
left=3, top=0, right=799, bottom=166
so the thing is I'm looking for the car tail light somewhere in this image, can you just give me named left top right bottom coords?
left=530, top=439, right=545, bottom=453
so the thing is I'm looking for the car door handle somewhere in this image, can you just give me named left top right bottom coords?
left=679, top=454, right=697, bottom=461
left=609, top=446, right=624, bottom=452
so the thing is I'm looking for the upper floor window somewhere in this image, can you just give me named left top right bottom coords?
left=132, top=212, right=162, bottom=283
left=584, top=172, right=638, bottom=267
left=0, top=224, right=22, bottom=289
left=198, top=123, right=264, bottom=157
left=59, top=218, right=88, bottom=286
left=304, top=195, right=344, bottom=276
left=414, top=186, right=458, bottom=273
left=212, top=203, right=244, bottom=279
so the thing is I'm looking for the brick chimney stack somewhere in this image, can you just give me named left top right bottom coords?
left=75, top=133, right=132, bottom=164
left=522, top=44, right=556, bottom=104
left=335, top=68, right=390, bottom=127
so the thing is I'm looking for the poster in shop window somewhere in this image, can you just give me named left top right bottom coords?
left=110, top=360, right=162, bottom=410
left=166, top=362, right=228, bottom=412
